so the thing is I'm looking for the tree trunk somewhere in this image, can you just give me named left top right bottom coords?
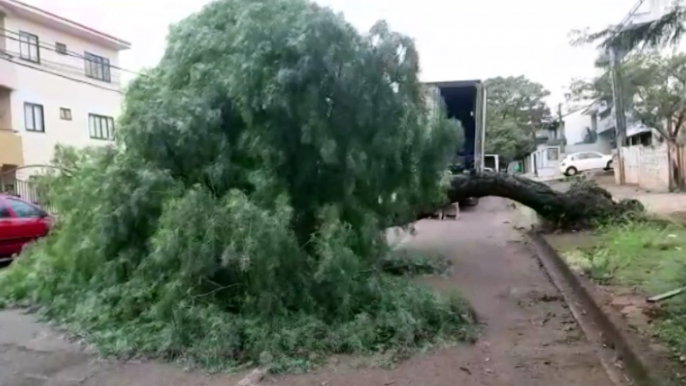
left=667, top=138, right=684, bottom=192
left=419, top=173, right=643, bottom=228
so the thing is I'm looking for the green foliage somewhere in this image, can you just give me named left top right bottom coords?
left=483, top=76, right=552, bottom=162
left=0, top=0, right=473, bottom=371
left=381, top=249, right=452, bottom=277
left=627, top=52, right=686, bottom=141
left=485, top=118, right=534, bottom=164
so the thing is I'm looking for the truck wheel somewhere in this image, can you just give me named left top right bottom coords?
left=565, top=167, right=578, bottom=176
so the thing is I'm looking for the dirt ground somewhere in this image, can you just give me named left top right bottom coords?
left=0, top=198, right=615, bottom=386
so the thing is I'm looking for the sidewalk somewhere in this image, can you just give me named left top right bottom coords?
left=595, top=175, right=686, bottom=217
left=543, top=173, right=686, bottom=217
left=603, top=185, right=686, bottom=217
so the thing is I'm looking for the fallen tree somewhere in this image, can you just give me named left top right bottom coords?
left=419, top=173, right=644, bottom=227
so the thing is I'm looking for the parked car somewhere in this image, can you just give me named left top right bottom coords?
left=0, top=194, right=51, bottom=259
left=559, top=151, right=614, bottom=176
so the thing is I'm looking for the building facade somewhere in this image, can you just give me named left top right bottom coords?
left=565, top=105, right=614, bottom=154
left=583, top=100, right=655, bottom=149
left=0, top=0, right=130, bottom=182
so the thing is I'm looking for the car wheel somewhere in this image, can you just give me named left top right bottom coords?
left=565, top=166, right=578, bottom=176
left=605, top=160, right=613, bottom=170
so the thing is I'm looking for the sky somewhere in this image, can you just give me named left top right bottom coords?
left=23, top=0, right=643, bottom=107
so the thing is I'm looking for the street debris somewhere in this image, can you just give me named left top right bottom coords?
left=647, top=287, right=686, bottom=303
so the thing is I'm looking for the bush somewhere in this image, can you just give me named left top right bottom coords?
left=0, top=0, right=474, bottom=372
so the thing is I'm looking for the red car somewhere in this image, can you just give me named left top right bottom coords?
left=0, top=194, right=51, bottom=260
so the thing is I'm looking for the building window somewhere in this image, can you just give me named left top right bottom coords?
left=89, top=114, right=115, bottom=140
left=56, top=42, right=67, bottom=55
left=24, top=103, right=44, bottom=132
left=84, top=52, right=111, bottom=82
left=60, top=108, right=72, bottom=121
left=19, top=31, right=40, bottom=63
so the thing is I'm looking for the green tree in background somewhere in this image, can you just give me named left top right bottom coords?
left=628, top=53, right=686, bottom=144
left=484, top=76, right=553, bottom=163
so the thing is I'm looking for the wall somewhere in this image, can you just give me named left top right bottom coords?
left=617, top=144, right=670, bottom=192
left=522, top=145, right=562, bottom=178
left=1, top=14, right=123, bottom=178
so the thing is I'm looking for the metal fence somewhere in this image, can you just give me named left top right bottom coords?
left=1, top=172, right=56, bottom=214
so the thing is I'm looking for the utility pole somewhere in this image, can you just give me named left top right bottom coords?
left=609, top=47, right=627, bottom=185
left=557, top=103, right=565, bottom=144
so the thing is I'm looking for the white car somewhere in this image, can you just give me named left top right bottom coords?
left=559, top=151, right=613, bottom=176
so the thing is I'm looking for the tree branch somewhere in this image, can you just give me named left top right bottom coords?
left=417, top=173, right=643, bottom=228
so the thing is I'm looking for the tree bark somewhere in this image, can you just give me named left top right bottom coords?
left=422, top=173, right=643, bottom=228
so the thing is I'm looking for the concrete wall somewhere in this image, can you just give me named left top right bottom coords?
left=617, top=144, right=670, bottom=192
left=522, top=145, right=562, bottom=178
left=0, top=13, right=124, bottom=178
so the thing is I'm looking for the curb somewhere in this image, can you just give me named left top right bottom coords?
left=526, top=231, right=672, bottom=386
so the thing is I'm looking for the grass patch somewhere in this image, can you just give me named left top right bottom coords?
left=559, top=219, right=686, bottom=357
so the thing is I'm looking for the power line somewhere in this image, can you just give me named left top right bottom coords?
left=0, top=52, right=122, bottom=93
left=0, top=28, right=142, bottom=76
left=0, top=45, right=122, bottom=84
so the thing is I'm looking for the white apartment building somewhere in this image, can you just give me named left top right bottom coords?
left=0, top=0, right=130, bottom=181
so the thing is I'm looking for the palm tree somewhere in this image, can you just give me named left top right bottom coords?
left=585, top=4, right=686, bottom=53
